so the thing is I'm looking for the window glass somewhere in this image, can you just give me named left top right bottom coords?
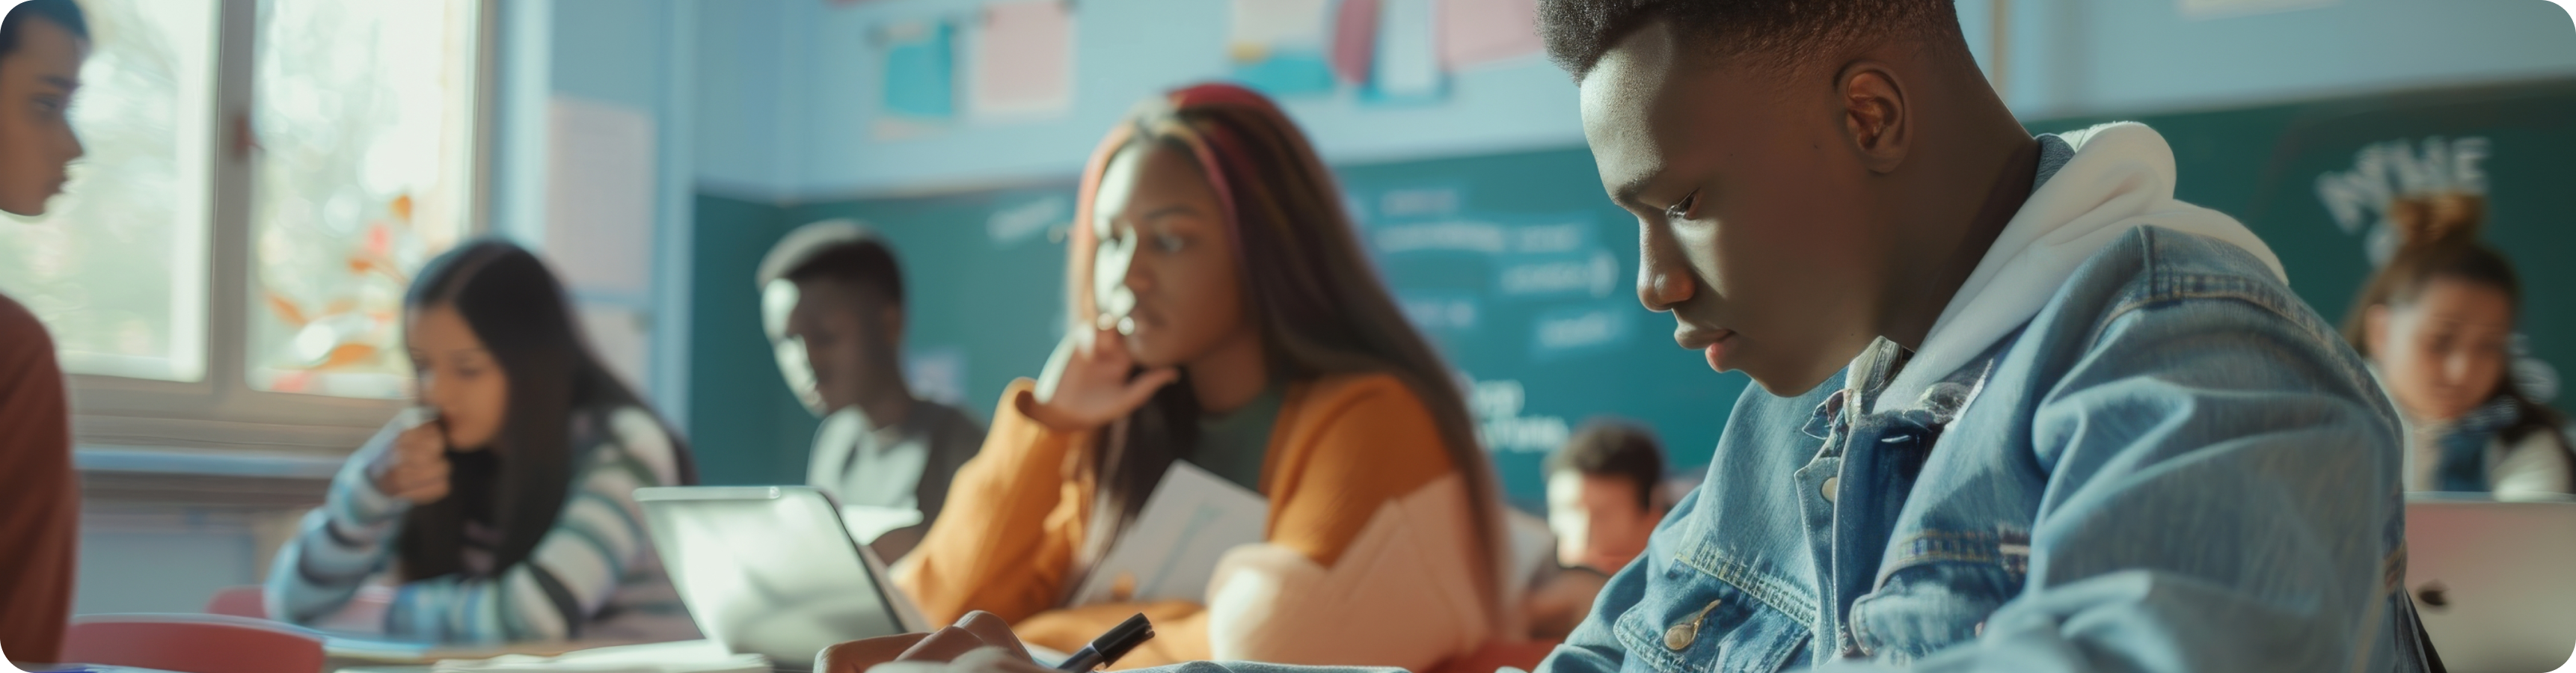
left=247, top=0, right=479, bottom=397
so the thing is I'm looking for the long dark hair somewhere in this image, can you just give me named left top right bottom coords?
left=395, top=239, right=696, bottom=581
left=1064, top=84, right=1509, bottom=618
left=2342, top=194, right=2564, bottom=446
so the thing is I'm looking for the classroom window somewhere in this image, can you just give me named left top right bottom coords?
left=248, top=0, right=480, bottom=399
left=0, top=0, right=488, bottom=440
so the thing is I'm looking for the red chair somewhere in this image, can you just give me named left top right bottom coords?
left=60, top=613, right=325, bottom=673
left=203, top=586, right=266, bottom=619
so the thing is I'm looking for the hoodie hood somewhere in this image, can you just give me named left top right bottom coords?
left=1871, top=122, right=2287, bottom=412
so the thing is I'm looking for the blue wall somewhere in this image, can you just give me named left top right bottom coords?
left=1974, top=0, right=2576, bottom=118
left=689, top=0, right=2576, bottom=201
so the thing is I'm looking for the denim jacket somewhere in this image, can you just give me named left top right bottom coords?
left=1536, top=227, right=2426, bottom=673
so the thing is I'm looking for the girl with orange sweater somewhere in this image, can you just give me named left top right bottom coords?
left=891, top=84, right=1514, bottom=671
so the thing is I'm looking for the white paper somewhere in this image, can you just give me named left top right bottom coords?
left=1372, top=0, right=1441, bottom=98
left=969, top=0, right=1076, bottom=119
left=545, top=96, right=657, bottom=296
left=1069, top=461, right=1269, bottom=606
left=839, top=504, right=926, bottom=544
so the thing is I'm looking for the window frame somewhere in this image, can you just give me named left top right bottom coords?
left=67, top=0, right=499, bottom=455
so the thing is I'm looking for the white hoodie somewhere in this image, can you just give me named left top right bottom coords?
left=1871, top=122, right=2289, bottom=413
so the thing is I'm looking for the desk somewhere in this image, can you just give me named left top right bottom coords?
left=326, top=638, right=645, bottom=672
left=327, top=639, right=767, bottom=673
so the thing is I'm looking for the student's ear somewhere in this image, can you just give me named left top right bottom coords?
left=1837, top=63, right=1910, bottom=174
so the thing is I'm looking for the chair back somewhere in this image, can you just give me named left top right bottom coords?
left=202, top=586, right=267, bottom=618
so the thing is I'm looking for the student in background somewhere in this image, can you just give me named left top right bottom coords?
left=1526, top=420, right=1669, bottom=641
left=0, top=0, right=86, bottom=663
left=2346, top=194, right=2571, bottom=497
left=268, top=240, right=699, bottom=644
left=1542, top=420, right=1666, bottom=573
left=758, top=221, right=986, bottom=561
left=891, top=83, right=1512, bottom=671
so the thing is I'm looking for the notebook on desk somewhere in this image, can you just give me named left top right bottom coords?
left=634, top=486, right=930, bottom=673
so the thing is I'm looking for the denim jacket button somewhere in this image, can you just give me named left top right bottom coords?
left=1821, top=476, right=1839, bottom=503
left=1663, top=621, right=1696, bottom=651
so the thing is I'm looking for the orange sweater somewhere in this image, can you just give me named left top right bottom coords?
left=0, top=295, right=75, bottom=665
left=895, top=372, right=1498, bottom=669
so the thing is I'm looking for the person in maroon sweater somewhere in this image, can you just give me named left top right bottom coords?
left=0, top=0, right=89, bottom=665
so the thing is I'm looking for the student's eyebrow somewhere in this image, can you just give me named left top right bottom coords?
left=40, top=76, right=79, bottom=92
left=1135, top=204, right=1200, bottom=224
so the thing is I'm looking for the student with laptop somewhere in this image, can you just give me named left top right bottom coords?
left=2345, top=194, right=2571, bottom=497
left=0, top=0, right=88, bottom=663
left=758, top=221, right=987, bottom=561
left=829, top=1, right=2431, bottom=672
left=890, top=83, right=1512, bottom=672
left=266, top=240, right=701, bottom=644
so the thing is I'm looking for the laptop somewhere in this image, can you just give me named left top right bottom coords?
left=2405, top=497, right=2576, bottom=673
left=636, top=486, right=933, bottom=672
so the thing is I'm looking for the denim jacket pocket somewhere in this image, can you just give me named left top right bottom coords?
left=1611, top=559, right=1811, bottom=673
left=1845, top=529, right=2030, bottom=664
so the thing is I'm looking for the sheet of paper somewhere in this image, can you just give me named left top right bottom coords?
left=1370, top=0, right=1442, bottom=102
left=839, top=504, right=925, bottom=544
left=545, top=96, right=656, bottom=297
left=1069, top=461, right=1269, bottom=606
left=877, top=19, right=958, bottom=138
left=1435, top=0, right=1543, bottom=70
left=971, top=0, right=1075, bottom=119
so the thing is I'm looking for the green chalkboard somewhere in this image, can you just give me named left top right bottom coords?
left=2034, top=79, right=2575, bottom=425
left=690, top=78, right=2576, bottom=506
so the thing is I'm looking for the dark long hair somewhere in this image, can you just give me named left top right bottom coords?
left=395, top=239, right=696, bottom=581
left=1064, top=84, right=1509, bottom=620
left=2342, top=194, right=2564, bottom=445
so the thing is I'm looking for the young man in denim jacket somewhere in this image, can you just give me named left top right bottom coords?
left=1530, top=1, right=2427, bottom=671
left=822, top=1, right=2427, bottom=672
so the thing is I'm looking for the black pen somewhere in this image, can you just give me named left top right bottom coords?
left=1055, top=612, right=1155, bottom=672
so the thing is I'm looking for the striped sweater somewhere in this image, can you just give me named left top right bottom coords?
left=266, top=406, right=693, bottom=643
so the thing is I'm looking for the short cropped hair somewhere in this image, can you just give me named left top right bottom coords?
left=1546, top=420, right=1667, bottom=511
left=1537, top=0, right=1963, bottom=79
left=758, top=220, right=906, bottom=307
left=1, top=0, right=91, bottom=58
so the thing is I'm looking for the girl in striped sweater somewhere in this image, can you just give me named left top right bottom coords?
left=266, top=239, right=699, bottom=644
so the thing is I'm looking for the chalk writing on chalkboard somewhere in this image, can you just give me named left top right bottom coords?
left=1468, top=376, right=1571, bottom=454
left=2313, top=135, right=2490, bottom=265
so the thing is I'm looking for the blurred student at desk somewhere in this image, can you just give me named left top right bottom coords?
left=266, top=241, right=700, bottom=644
left=1525, top=421, right=1670, bottom=641
left=758, top=222, right=987, bottom=561
left=2346, top=194, right=2572, bottom=498
left=892, top=83, right=1515, bottom=672
left=0, top=0, right=90, bottom=663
